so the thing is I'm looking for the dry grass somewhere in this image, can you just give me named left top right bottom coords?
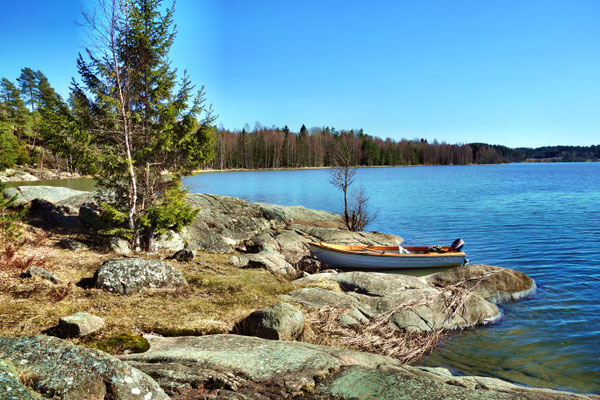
left=300, top=305, right=445, bottom=364
left=300, top=271, right=501, bottom=364
left=0, top=227, right=295, bottom=343
left=0, top=225, right=500, bottom=363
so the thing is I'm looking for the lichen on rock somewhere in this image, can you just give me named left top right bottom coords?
left=94, top=258, right=188, bottom=294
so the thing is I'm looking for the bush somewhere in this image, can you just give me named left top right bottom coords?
left=0, top=181, right=26, bottom=240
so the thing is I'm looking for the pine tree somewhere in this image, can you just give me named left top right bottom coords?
left=73, top=0, right=216, bottom=250
left=0, top=78, right=31, bottom=141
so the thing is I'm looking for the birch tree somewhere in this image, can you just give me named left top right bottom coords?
left=73, top=0, right=215, bottom=250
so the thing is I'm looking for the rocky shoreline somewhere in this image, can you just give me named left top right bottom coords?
left=1, top=185, right=596, bottom=399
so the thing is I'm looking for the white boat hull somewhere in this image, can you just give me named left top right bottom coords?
left=309, top=244, right=466, bottom=270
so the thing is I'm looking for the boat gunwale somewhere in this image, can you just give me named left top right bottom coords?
left=308, top=241, right=466, bottom=258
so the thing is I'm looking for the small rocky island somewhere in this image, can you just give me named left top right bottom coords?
left=0, top=186, right=595, bottom=399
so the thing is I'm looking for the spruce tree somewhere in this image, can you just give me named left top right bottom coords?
left=73, top=0, right=215, bottom=250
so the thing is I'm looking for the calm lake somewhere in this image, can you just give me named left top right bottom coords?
left=182, top=163, right=600, bottom=395
left=12, top=162, right=599, bottom=394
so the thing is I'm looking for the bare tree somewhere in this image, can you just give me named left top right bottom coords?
left=329, top=134, right=376, bottom=231
left=347, top=186, right=377, bottom=231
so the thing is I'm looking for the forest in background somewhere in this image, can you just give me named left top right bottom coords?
left=1, top=67, right=599, bottom=174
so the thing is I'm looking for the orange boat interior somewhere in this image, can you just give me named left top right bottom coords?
left=309, top=242, right=466, bottom=257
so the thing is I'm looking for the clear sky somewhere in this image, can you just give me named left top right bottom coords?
left=1, top=0, right=599, bottom=147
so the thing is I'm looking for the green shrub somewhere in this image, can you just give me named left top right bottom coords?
left=0, top=181, right=26, bottom=240
left=0, top=122, right=19, bottom=169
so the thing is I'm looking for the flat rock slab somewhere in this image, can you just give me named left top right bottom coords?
left=94, top=258, right=188, bottom=294
left=0, top=335, right=168, bottom=400
left=120, top=334, right=397, bottom=397
left=3, top=186, right=87, bottom=206
left=120, top=335, right=595, bottom=400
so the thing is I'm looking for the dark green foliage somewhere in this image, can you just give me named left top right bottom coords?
left=143, top=183, right=199, bottom=235
left=72, top=0, right=216, bottom=249
left=0, top=122, right=19, bottom=169
left=17, top=68, right=39, bottom=113
left=0, top=181, right=26, bottom=240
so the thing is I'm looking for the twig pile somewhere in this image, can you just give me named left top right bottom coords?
left=302, top=270, right=501, bottom=364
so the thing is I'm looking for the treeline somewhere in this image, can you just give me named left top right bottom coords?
left=1, top=68, right=599, bottom=172
left=517, top=145, right=600, bottom=161
left=207, top=126, right=599, bottom=169
left=208, top=124, right=508, bottom=169
left=0, top=68, right=70, bottom=172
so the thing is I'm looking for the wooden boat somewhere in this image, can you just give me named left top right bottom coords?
left=308, top=241, right=467, bottom=270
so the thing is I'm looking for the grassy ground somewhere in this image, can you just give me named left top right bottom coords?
left=0, top=226, right=300, bottom=350
left=0, top=225, right=443, bottom=363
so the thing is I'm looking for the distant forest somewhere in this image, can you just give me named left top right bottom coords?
left=1, top=68, right=599, bottom=173
left=207, top=124, right=600, bottom=170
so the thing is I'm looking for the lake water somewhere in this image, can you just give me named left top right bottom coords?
left=9, top=163, right=599, bottom=393
left=183, top=163, right=600, bottom=394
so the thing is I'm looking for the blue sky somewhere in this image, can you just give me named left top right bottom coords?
left=1, top=0, right=599, bottom=147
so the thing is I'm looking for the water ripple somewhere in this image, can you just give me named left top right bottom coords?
left=184, top=162, right=600, bottom=394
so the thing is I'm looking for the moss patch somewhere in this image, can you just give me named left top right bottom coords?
left=85, top=333, right=150, bottom=355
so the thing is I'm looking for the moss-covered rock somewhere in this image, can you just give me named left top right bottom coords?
left=89, top=333, right=150, bottom=355
left=0, top=335, right=168, bottom=400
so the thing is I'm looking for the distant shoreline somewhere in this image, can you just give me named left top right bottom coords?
left=3, top=160, right=598, bottom=186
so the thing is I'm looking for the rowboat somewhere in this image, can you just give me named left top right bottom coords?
left=308, top=241, right=467, bottom=270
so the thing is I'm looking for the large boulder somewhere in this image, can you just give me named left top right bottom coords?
left=0, top=335, right=168, bottom=400
left=94, top=258, right=188, bottom=294
left=234, top=302, right=305, bottom=340
left=302, top=271, right=428, bottom=296
left=425, top=264, right=537, bottom=303
left=273, top=229, right=313, bottom=263
left=120, top=334, right=592, bottom=400
left=181, top=194, right=351, bottom=256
